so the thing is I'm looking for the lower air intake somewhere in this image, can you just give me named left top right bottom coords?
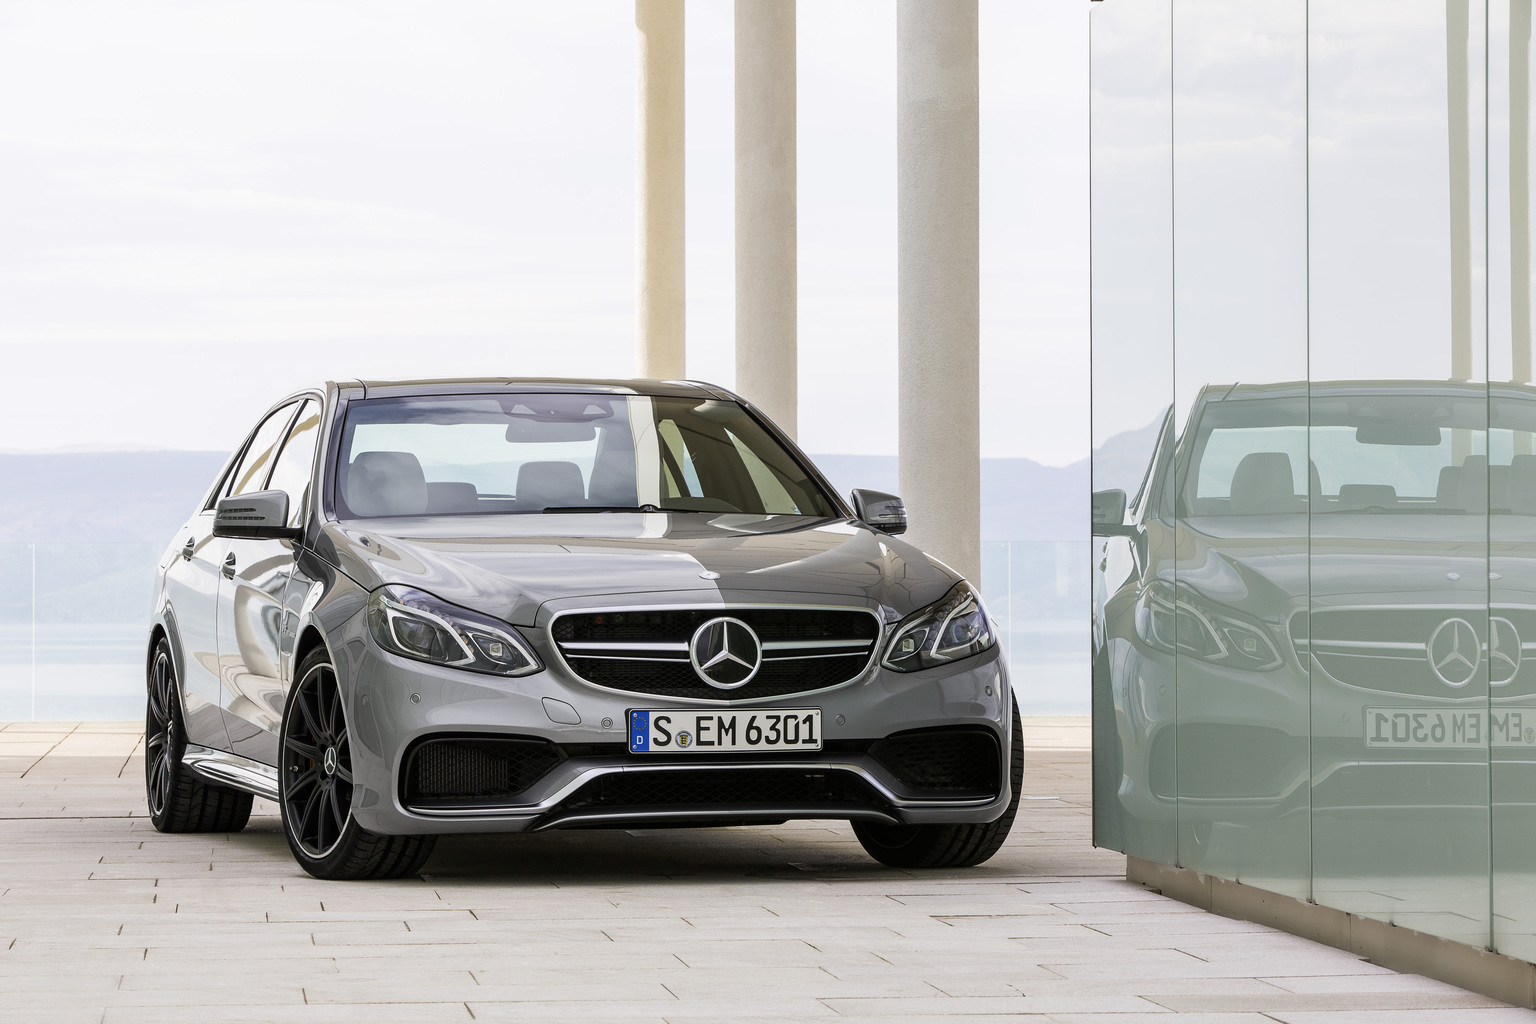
left=403, top=736, right=566, bottom=810
left=868, top=728, right=1000, bottom=795
left=546, top=767, right=889, bottom=822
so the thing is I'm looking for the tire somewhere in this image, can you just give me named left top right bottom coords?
left=145, top=638, right=253, bottom=833
left=853, top=698, right=1024, bottom=869
left=279, top=646, right=435, bottom=880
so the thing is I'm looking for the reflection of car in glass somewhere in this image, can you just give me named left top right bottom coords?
left=146, top=379, right=1019, bottom=879
left=1092, top=380, right=1536, bottom=872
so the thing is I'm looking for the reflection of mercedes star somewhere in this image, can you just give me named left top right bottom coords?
left=146, top=379, right=1019, bottom=879
left=1092, top=380, right=1536, bottom=875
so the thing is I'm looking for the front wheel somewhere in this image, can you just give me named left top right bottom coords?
left=853, top=699, right=1024, bottom=869
left=279, top=647, right=435, bottom=880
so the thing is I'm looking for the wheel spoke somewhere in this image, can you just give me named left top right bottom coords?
left=289, top=767, right=320, bottom=796
left=296, top=687, right=324, bottom=744
left=334, top=764, right=353, bottom=785
left=285, top=739, right=321, bottom=761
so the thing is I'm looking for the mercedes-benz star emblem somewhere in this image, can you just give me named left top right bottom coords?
left=689, top=616, right=763, bottom=689
left=322, top=746, right=338, bottom=776
left=1490, top=616, right=1523, bottom=686
left=1428, top=617, right=1480, bottom=688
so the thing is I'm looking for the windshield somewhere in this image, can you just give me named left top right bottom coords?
left=1180, top=390, right=1536, bottom=516
left=334, top=393, right=839, bottom=519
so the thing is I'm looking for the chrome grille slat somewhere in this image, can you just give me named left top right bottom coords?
left=550, top=606, right=882, bottom=701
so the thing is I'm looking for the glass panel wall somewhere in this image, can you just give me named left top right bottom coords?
left=1092, top=0, right=1536, bottom=958
left=1171, top=0, right=1309, bottom=900
left=1090, top=0, right=1175, bottom=862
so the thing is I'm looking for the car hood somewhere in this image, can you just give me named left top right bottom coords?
left=1176, top=514, right=1516, bottom=614
left=315, top=512, right=962, bottom=626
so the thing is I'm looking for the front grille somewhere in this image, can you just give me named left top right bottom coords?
left=551, top=607, right=881, bottom=700
left=868, top=728, right=1000, bottom=795
left=548, top=767, right=889, bottom=818
left=1297, top=606, right=1536, bottom=697
left=402, top=736, right=566, bottom=810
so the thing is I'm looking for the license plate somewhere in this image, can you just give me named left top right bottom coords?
left=628, top=709, right=822, bottom=753
left=1364, top=707, right=1536, bottom=748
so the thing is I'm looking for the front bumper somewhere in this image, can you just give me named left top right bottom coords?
left=338, top=621, right=1012, bottom=836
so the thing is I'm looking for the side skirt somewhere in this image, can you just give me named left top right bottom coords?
left=182, top=744, right=281, bottom=802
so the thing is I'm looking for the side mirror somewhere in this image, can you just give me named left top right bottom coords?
left=214, top=490, right=302, bottom=541
left=1091, top=488, right=1134, bottom=537
left=851, top=488, right=907, bottom=536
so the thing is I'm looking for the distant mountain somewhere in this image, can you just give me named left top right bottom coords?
left=809, top=455, right=1087, bottom=542
left=0, top=451, right=228, bottom=543
left=1087, top=414, right=1166, bottom=497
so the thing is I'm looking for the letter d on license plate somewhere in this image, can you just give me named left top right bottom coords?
left=628, top=709, right=822, bottom=753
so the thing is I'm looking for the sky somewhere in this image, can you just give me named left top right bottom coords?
left=0, top=1, right=1091, bottom=464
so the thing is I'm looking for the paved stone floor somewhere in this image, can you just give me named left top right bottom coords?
left=2, top=718, right=1532, bottom=1023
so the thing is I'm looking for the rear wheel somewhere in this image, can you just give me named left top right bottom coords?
left=853, top=698, right=1023, bottom=869
left=145, top=638, right=253, bottom=833
left=279, top=647, right=435, bottom=880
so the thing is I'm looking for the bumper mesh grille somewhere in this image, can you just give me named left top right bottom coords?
left=549, top=767, right=889, bottom=817
left=403, top=737, right=566, bottom=810
left=868, top=728, right=1001, bottom=795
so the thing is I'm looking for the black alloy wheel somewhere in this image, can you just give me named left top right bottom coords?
left=279, top=647, right=435, bottom=880
left=144, top=637, right=252, bottom=833
left=282, top=656, right=353, bottom=859
left=853, top=697, right=1024, bottom=869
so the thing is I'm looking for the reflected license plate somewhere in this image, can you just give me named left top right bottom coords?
left=628, top=709, right=822, bottom=753
left=1364, top=707, right=1536, bottom=748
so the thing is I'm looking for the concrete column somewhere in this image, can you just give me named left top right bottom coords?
left=897, top=1, right=980, bottom=583
left=1515, top=0, right=1532, bottom=387
left=1448, top=0, right=1474, bottom=383
left=636, top=0, right=686, bottom=379
left=735, top=0, right=798, bottom=437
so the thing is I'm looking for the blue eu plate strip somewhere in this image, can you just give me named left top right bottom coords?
left=629, top=710, right=649, bottom=752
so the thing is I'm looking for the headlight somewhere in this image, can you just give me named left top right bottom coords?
left=882, top=581, right=996, bottom=672
left=1135, top=579, right=1282, bottom=671
left=367, top=585, right=540, bottom=677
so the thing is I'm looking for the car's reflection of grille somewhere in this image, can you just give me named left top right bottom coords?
left=551, top=608, right=880, bottom=700
left=868, top=728, right=1000, bottom=796
left=402, top=736, right=566, bottom=811
left=1293, top=607, right=1536, bottom=696
left=547, top=768, right=889, bottom=819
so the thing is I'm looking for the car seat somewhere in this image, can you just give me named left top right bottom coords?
left=346, top=451, right=429, bottom=517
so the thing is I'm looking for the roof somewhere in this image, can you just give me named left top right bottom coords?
left=342, top=377, right=738, bottom=400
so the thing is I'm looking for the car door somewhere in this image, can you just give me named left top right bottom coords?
left=162, top=505, right=233, bottom=751
left=214, top=401, right=303, bottom=764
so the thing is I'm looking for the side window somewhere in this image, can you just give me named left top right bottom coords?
left=224, top=405, right=298, bottom=499
left=265, top=400, right=321, bottom=527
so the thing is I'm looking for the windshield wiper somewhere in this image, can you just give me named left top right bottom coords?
left=542, top=504, right=695, bottom=514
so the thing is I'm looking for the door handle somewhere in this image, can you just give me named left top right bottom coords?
left=182, top=538, right=195, bottom=562
left=222, top=552, right=237, bottom=579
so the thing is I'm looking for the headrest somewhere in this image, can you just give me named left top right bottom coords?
left=1229, top=452, right=1299, bottom=514
left=426, top=481, right=479, bottom=514
left=1436, top=465, right=1462, bottom=507
left=347, top=451, right=428, bottom=517
left=587, top=449, right=639, bottom=507
left=1459, top=455, right=1490, bottom=513
left=1337, top=483, right=1397, bottom=510
left=517, top=461, right=586, bottom=510
left=1511, top=455, right=1536, bottom=515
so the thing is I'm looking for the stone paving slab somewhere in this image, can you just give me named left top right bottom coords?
left=0, top=719, right=1530, bottom=1023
